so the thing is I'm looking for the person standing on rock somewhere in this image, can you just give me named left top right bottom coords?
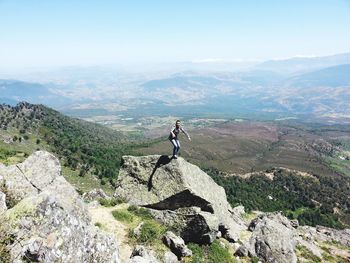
left=169, top=120, right=191, bottom=159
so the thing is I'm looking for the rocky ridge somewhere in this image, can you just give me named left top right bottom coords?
left=0, top=151, right=120, bottom=263
left=1, top=151, right=349, bottom=262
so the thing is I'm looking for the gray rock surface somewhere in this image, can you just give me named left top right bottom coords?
left=163, top=231, right=192, bottom=259
left=0, top=151, right=88, bottom=220
left=247, top=213, right=297, bottom=263
left=0, top=151, right=120, bottom=263
left=133, top=222, right=145, bottom=238
left=115, top=155, right=246, bottom=244
left=234, top=245, right=249, bottom=257
left=82, top=188, right=109, bottom=202
left=297, top=225, right=350, bottom=247
left=164, top=251, right=179, bottom=263
left=0, top=191, right=6, bottom=214
left=129, top=245, right=161, bottom=263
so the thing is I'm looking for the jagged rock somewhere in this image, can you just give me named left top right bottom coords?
left=129, top=245, right=161, bottom=263
left=115, top=155, right=246, bottom=244
left=1, top=192, right=120, bottom=263
left=82, top=188, right=109, bottom=202
left=0, top=151, right=89, bottom=220
left=297, top=225, right=350, bottom=247
left=248, top=212, right=294, bottom=231
left=219, top=223, right=239, bottom=242
left=163, top=231, right=192, bottom=259
left=247, top=213, right=297, bottom=263
left=133, top=222, right=145, bottom=238
left=232, top=205, right=245, bottom=216
left=234, top=245, right=249, bottom=257
left=0, top=151, right=121, bottom=263
left=290, top=219, right=299, bottom=228
left=0, top=191, right=7, bottom=213
left=164, top=251, right=179, bottom=263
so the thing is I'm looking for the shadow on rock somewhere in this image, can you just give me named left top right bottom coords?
left=148, top=155, right=173, bottom=191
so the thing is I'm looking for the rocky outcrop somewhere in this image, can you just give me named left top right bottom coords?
left=115, top=155, right=246, bottom=244
left=82, top=188, right=109, bottom=202
left=296, top=225, right=350, bottom=247
left=163, top=251, right=179, bottom=263
left=0, top=191, right=6, bottom=214
left=0, top=151, right=120, bottom=263
left=246, top=213, right=297, bottom=263
left=128, top=245, right=161, bottom=263
left=162, top=231, right=192, bottom=259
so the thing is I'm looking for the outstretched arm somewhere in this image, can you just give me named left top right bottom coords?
left=180, top=127, right=191, bottom=140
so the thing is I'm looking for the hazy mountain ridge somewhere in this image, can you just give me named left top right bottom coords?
left=1, top=53, right=350, bottom=122
left=255, top=52, right=350, bottom=74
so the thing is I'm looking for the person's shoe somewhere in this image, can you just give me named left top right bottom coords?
left=173, top=155, right=178, bottom=159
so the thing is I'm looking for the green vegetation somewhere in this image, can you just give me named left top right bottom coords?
left=98, top=197, right=126, bottom=207
left=125, top=205, right=166, bottom=245
left=0, top=102, right=145, bottom=191
left=132, top=221, right=166, bottom=245
left=0, top=148, right=16, bottom=161
left=112, top=210, right=134, bottom=222
left=94, top=222, right=102, bottom=228
left=186, top=243, right=205, bottom=263
left=127, top=205, right=154, bottom=219
left=296, top=245, right=322, bottom=263
left=185, top=240, right=236, bottom=263
left=206, top=167, right=349, bottom=229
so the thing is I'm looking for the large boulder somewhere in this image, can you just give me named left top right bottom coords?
left=115, top=155, right=246, bottom=244
left=1, top=193, right=120, bottom=263
left=162, top=231, right=192, bottom=259
left=0, top=151, right=88, bottom=220
left=0, top=151, right=120, bottom=263
left=128, top=245, right=161, bottom=263
left=246, top=213, right=297, bottom=263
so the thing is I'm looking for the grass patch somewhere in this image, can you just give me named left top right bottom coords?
left=127, top=205, right=153, bottom=220
left=98, top=197, right=126, bottom=207
left=112, top=210, right=134, bottom=222
left=129, top=220, right=166, bottom=245
left=207, top=240, right=236, bottom=263
left=186, top=243, right=205, bottom=263
left=185, top=240, right=236, bottom=263
left=61, top=166, right=115, bottom=196
left=296, top=245, right=321, bottom=263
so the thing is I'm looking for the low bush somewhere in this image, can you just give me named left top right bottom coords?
left=127, top=205, right=153, bottom=220
left=112, top=210, right=134, bottom=222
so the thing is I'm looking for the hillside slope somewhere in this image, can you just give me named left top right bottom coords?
left=0, top=102, right=140, bottom=193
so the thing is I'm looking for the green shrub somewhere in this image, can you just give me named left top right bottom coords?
left=94, top=222, right=102, bottom=228
left=130, top=221, right=166, bottom=245
left=98, top=197, right=125, bottom=207
left=187, top=243, right=205, bottom=263
left=127, top=205, right=153, bottom=220
left=112, top=210, right=134, bottom=222
left=208, top=240, right=235, bottom=263
left=186, top=241, right=236, bottom=263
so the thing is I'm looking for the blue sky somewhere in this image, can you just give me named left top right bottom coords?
left=1, top=0, right=350, bottom=68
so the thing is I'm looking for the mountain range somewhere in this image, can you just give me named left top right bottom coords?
left=0, top=53, right=350, bottom=122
